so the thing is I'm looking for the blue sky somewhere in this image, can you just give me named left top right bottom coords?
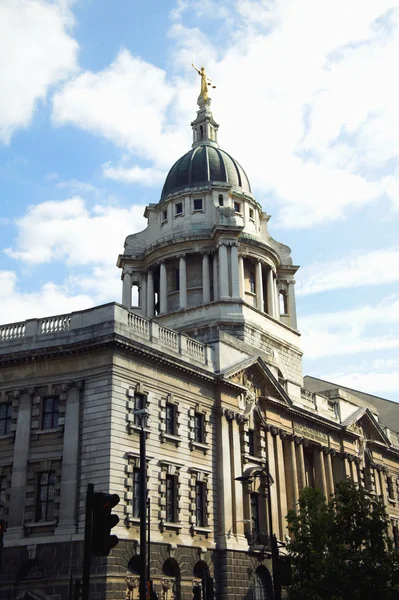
left=1, top=0, right=399, bottom=401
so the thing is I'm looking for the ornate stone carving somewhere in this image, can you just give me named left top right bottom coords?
left=62, top=380, right=84, bottom=392
left=270, top=426, right=279, bottom=437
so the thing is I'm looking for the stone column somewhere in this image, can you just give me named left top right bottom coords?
left=8, top=388, right=34, bottom=536
left=159, top=261, right=167, bottom=314
left=378, top=467, right=389, bottom=508
left=122, top=269, right=132, bottom=308
left=275, top=431, right=288, bottom=539
left=202, top=253, right=211, bottom=304
left=230, top=243, right=240, bottom=299
left=140, top=275, right=147, bottom=316
left=147, top=269, right=154, bottom=318
left=266, top=428, right=279, bottom=536
left=273, top=273, right=280, bottom=321
left=255, top=260, right=264, bottom=312
left=284, top=436, right=299, bottom=512
left=218, top=243, right=229, bottom=299
left=238, top=255, right=245, bottom=300
left=295, top=437, right=306, bottom=492
left=213, top=253, right=219, bottom=301
left=349, top=456, right=359, bottom=483
left=342, top=453, right=351, bottom=479
left=179, top=255, right=187, bottom=309
left=58, top=381, right=83, bottom=534
left=266, top=267, right=275, bottom=317
left=325, top=450, right=335, bottom=499
left=314, top=446, right=328, bottom=498
left=288, top=280, right=298, bottom=329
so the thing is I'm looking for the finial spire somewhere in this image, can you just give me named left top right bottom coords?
left=190, top=62, right=219, bottom=148
left=192, top=62, right=216, bottom=107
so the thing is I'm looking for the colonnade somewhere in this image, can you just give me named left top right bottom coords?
left=122, top=243, right=296, bottom=327
left=217, top=410, right=386, bottom=545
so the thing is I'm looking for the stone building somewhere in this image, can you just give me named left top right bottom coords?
left=1, top=88, right=399, bottom=600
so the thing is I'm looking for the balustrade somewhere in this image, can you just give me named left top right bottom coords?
left=40, top=315, right=71, bottom=334
left=0, top=322, right=26, bottom=341
left=127, top=312, right=149, bottom=337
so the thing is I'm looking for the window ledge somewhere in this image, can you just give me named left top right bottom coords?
left=161, top=521, right=182, bottom=531
left=33, top=427, right=63, bottom=436
left=126, top=517, right=141, bottom=527
left=190, top=441, right=208, bottom=453
left=243, top=453, right=265, bottom=465
left=128, top=425, right=151, bottom=434
left=25, top=520, right=58, bottom=534
left=388, top=497, right=397, bottom=504
left=161, top=220, right=168, bottom=225
left=192, top=526, right=212, bottom=535
left=161, top=433, right=182, bottom=445
left=174, top=213, right=184, bottom=218
left=0, top=433, right=13, bottom=441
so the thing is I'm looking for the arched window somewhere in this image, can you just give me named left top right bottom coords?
left=132, top=283, right=140, bottom=308
left=193, top=561, right=212, bottom=600
left=218, top=194, right=224, bottom=206
left=279, top=290, right=288, bottom=315
left=253, top=566, right=272, bottom=600
left=162, top=558, right=180, bottom=600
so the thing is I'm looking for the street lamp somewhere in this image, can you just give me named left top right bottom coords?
left=235, top=464, right=280, bottom=600
left=132, top=407, right=150, bottom=600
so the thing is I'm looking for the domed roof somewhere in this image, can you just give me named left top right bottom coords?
left=161, top=144, right=251, bottom=200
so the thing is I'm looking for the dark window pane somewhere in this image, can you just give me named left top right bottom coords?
left=133, top=394, right=144, bottom=426
left=132, top=469, right=140, bottom=518
left=175, top=202, right=183, bottom=215
left=42, top=397, right=60, bottom=430
left=251, top=493, right=259, bottom=533
left=195, top=482, right=205, bottom=527
left=194, top=413, right=204, bottom=443
left=166, top=404, right=175, bottom=435
left=193, top=198, right=203, bottom=211
left=0, top=404, right=11, bottom=436
left=248, top=430, right=255, bottom=456
left=36, top=471, right=55, bottom=522
left=166, top=475, right=176, bottom=522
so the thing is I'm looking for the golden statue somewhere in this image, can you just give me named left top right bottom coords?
left=192, top=63, right=216, bottom=105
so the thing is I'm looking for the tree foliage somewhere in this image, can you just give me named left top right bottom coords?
left=286, top=479, right=399, bottom=600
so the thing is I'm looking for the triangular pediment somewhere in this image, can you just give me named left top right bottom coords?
left=342, top=407, right=390, bottom=445
left=219, top=355, right=292, bottom=406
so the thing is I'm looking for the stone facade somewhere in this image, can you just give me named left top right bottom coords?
left=1, top=93, right=399, bottom=600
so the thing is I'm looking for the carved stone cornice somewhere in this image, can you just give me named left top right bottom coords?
left=12, top=387, right=35, bottom=399
left=293, top=435, right=303, bottom=445
left=270, top=426, right=279, bottom=437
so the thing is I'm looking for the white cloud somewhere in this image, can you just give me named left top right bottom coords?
left=318, top=370, right=399, bottom=396
left=103, top=164, right=167, bottom=187
left=300, top=296, right=399, bottom=358
left=52, top=50, right=189, bottom=168
left=297, top=247, right=399, bottom=295
left=49, top=0, right=399, bottom=227
left=4, top=197, right=147, bottom=266
left=0, top=270, right=93, bottom=324
left=0, top=0, right=78, bottom=143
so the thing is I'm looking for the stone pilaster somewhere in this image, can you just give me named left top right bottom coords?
left=213, top=252, right=219, bottom=301
left=288, top=280, right=297, bottom=329
left=273, top=272, right=280, bottom=321
left=230, top=243, right=240, bottom=299
left=7, top=387, right=35, bottom=538
left=266, top=427, right=279, bottom=536
left=295, top=436, right=306, bottom=492
left=324, top=449, right=335, bottom=498
left=122, top=269, right=132, bottom=308
left=314, top=446, right=327, bottom=498
left=284, top=435, right=299, bottom=512
left=266, top=267, right=274, bottom=318
left=218, top=243, right=229, bottom=299
left=275, top=430, right=288, bottom=539
left=238, top=254, right=245, bottom=299
left=202, top=252, right=210, bottom=304
left=58, top=381, right=83, bottom=535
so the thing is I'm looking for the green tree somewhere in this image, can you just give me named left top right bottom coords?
left=286, top=479, right=399, bottom=600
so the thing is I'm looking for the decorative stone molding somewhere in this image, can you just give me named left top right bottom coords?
left=236, top=413, right=248, bottom=425
left=61, top=380, right=84, bottom=393
left=12, top=387, right=35, bottom=400
left=270, top=427, right=279, bottom=437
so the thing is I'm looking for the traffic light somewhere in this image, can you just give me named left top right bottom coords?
left=91, top=492, right=120, bottom=556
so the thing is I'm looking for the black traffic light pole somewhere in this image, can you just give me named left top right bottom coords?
left=139, top=417, right=147, bottom=600
left=82, top=483, right=94, bottom=600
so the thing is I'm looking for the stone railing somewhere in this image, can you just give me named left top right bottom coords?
left=0, top=321, right=26, bottom=341
left=0, top=303, right=213, bottom=369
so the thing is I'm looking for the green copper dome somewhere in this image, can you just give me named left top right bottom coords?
left=161, top=144, right=251, bottom=200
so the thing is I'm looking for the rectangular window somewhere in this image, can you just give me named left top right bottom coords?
left=174, top=268, right=180, bottom=292
left=234, top=201, right=241, bottom=214
left=393, top=522, right=399, bottom=548
left=175, top=202, right=183, bottom=216
left=193, top=198, right=203, bottom=211
left=132, top=468, right=140, bottom=518
left=218, top=195, right=224, bottom=206
left=248, top=429, right=255, bottom=456
left=35, top=471, right=56, bottom=522
left=194, top=413, right=204, bottom=443
left=165, top=403, right=176, bottom=435
left=133, top=393, right=144, bottom=426
left=42, top=397, right=60, bottom=430
left=249, top=207, right=254, bottom=220
left=387, top=476, right=395, bottom=499
left=162, top=209, right=168, bottom=222
left=0, top=404, right=11, bottom=436
left=166, top=475, right=176, bottom=522
left=195, top=481, right=205, bottom=527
